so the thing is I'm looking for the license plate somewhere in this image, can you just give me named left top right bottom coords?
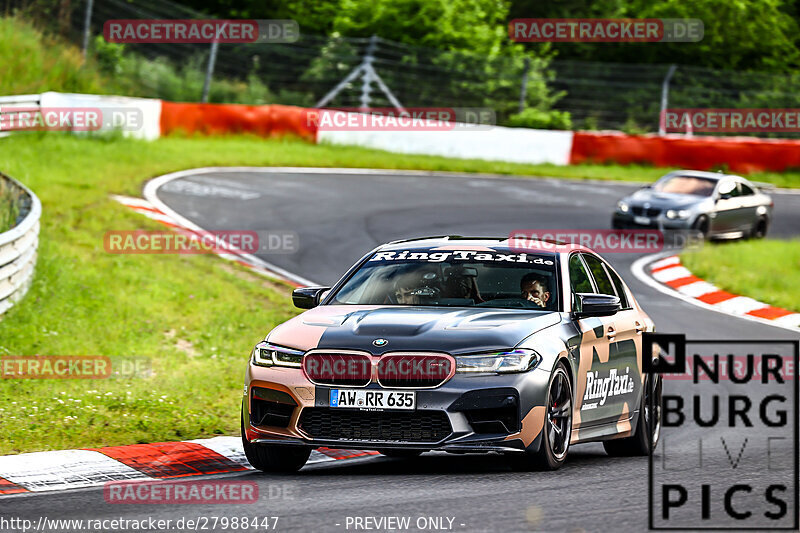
left=634, top=216, right=651, bottom=225
left=330, top=389, right=416, bottom=410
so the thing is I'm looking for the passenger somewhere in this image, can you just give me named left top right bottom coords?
left=520, top=273, right=552, bottom=309
left=393, top=273, right=424, bottom=305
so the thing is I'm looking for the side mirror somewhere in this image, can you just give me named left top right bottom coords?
left=292, top=286, right=331, bottom=309
left=573, top=293, right=620, bottom=318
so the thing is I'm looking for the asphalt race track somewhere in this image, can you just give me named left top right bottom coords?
left=5, top=169, right=800, bottom=532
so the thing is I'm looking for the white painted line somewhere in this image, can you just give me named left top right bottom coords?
left=677, top=281, right=718, bottom=298
left=651, top=266, right=692, bottom=283
left=143, top=168, right=318, bottom=287
left=136, top=210, right=179, bottom=225
left=110, top=194, right=156, bottom=209
left=0, top=450, right=150, bottom=492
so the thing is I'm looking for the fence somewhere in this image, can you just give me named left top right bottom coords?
left=7, top=0, right=800, bottom=136
left=0, top=172, right=40, bottom=316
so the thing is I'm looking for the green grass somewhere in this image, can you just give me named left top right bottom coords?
left=1, top=133, right=800, bottom=456
left=0, top=17, right=110, bottom=96
left=681, top=239, right=800, bottom=313
left=0, top=178, right=19, bottom=233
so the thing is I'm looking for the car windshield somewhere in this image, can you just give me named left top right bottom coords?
left=653, top=175, right=717, bottom=196
left=328, top=248, right=560, bottom=311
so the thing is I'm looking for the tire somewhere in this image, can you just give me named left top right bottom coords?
left=693, top=215, right=710, bottom=239
left=241, top=408, right=311, bottom=472
left=377, top=449, right=424, bottom=458
left=603, top=373, right=662, bottom=456
left=751, top=217, right=768, bottom=239
left=510, top=364, right=572, bottom=471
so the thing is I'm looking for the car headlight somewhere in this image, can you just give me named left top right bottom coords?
left=666, top=209, right=691, bottom=219
left=455, top=349, right=542, bottom=374
left=617, top=201, right=630, bottom=213
left=251, top=342, right=304, bottom=368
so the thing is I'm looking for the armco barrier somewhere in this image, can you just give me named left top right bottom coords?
left=570, top=131, right=800, bottom=174
left=6, top=92, right=800, bottom=173
left=0, top=173, right=40, bottom=316
left=159, top=101, right=317, bottom=141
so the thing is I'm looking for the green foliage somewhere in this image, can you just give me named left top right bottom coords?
left=329, top=0, right=511, bottom=56
left=509, top=0, right=800, bottom=72
left=0, top=16, right=108, bottom=95
left=91, top=35, right=275, bottom=104
left=507, top=108, right=572, bottom=130
left=0, top=178, right=20, bottom=233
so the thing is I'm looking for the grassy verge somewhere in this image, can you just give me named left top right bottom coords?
left=1, top=133, right=799, bottom=455
left=681, top=239, right=800, bottom=313
left=0, top=178, right=19, bottom=233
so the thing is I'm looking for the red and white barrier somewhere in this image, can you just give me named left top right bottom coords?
left=7, top=92, right=800, bottom=173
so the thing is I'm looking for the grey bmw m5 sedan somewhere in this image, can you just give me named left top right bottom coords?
left=612, top=170, right=773, bottom=239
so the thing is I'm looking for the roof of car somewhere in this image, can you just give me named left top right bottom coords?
left=661, top=170, right=744, bottom=181
left=379, top=236, right=593, bottom=255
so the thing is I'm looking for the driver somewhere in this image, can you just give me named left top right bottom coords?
left=520, top=273, right=552, bottom=309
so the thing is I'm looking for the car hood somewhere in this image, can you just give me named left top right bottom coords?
left=268, top=305, right=562, bottom=355
left=628, top=189, right=703, bottom=210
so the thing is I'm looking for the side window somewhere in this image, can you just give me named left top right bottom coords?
left=718, top=180, right=740, bottom=198
left=568, top=254, right=594, bottom=294
left=740, top=182, right=755, bottom=196
left=582, top=254, right=616, bottom=296
left=606, top=266, right=631, bottom=309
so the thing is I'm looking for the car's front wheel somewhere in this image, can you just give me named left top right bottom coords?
left=603, top=373, right=662, bottom=456
left=693, top=215, right=711, bottom=239
left=511, top=363, right=572, bottom=471
left=241, top=408, right=311, bottom=472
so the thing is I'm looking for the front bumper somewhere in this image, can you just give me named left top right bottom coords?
left=243, top=363, right=551, bottom=454
left=612, top=211, right=693, bottom=230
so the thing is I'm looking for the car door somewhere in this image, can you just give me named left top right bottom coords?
left=711, top=179, right=743, bottom=234
left=574, top=253, right=640, bottom=427
left=736, top=181, right=760, bottom=233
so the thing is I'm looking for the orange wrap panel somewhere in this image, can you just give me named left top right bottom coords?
left=159, top=101, right=318, bottom=141
left=570, top=131, right=800, bottom=173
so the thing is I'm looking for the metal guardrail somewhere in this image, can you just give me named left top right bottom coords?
left=0, top=172, right=41, bottom=315
left=0, top=94, right=42, bottom=137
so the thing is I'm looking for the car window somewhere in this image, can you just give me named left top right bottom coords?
left=718, top=180, right=739, bottom=198
left=606, top=266, right=630, bottom=309
left=582, top=254, right=616, bottom=296
left=568, top=254, right=594, bottom=294
left=654, top=176, right=716, bottom=196
left=329, top=248, right=560, bottom=310
left=740, top=182, right=755, bottom=196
